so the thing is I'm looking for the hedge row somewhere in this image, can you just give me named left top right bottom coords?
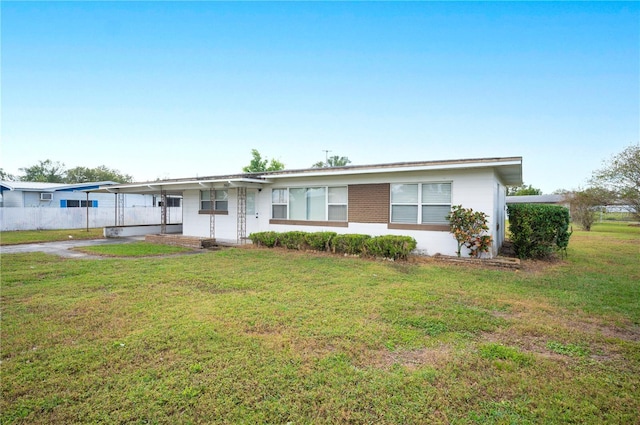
left=507, top=203, right=571, bottom=259
left=249, top=231, right=417, bottom=260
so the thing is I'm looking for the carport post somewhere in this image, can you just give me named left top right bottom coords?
left=86, top=192, right=89, bottom=232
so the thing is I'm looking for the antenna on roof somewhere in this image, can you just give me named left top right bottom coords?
left=323, top=150, right=331, bottom=167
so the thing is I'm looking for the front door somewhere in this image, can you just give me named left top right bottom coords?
left=245, top=189, right=260, bottom=238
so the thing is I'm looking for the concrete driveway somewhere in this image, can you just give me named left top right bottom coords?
left=1, top=237, right=146, bottom=259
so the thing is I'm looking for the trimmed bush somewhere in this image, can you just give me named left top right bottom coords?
left=331, top=234, right=371, bottom=255
left=507, top=204, right=572, bottom=259
left=278, top=231, right=308, bottom=250
left=248, top=231, right=280, bottom=248
left=364, top=235, right=417, bottom=260
left=304, top=232, right=337, bottom=252
left=250, top=231, right=417, bottom=261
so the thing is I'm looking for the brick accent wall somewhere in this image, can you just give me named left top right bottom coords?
left=348, top=183, right=390, bottom=224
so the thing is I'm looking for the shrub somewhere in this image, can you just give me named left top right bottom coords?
left=331, top=234, right=371, bottom=255
left=248, top=231, right=280, bottom=248
left=507, top=204, right=571, bottom=259
left=446, top=205, right=492, bottom=258
left=364, top=235, right=417, bottom=260
left=278, top=231, right=308, bottom=250
left=304, top=232, right=337, bottom=252
left=252, top=231, right=417, bottom=261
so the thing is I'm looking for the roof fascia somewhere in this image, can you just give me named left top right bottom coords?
left=93, top=177, right=271, bottom=193
left=266, top=159, right=523, bottom=179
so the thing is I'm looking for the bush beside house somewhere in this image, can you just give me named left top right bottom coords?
left=507, top=204, right=571, bottom=259
left=249, top=231, right=416, bottom=261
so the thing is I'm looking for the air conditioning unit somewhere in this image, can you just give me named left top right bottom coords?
left=40, top=193, right=53, bottom=201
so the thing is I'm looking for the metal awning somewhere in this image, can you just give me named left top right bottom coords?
left=92, top=177, right=271, bottom=195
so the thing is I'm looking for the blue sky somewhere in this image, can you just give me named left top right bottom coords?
left=2, top=1, right=638, bottom=193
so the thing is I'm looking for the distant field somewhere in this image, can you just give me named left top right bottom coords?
left=1, top=222, right=638, bottom=423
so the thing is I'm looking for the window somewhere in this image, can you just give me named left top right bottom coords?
left=246, top=191, right=256, bottom=216
left=271, top=186, right=347, bottom=221
left=271, top=189, right=288, bottom=219
left=158, top=197, right=181, bottom=207
left=167, top=197, right=181, bottom=207
left=391, top=182, right=451, bottom=224
left=60, top=200, right=98, bottom=208
left=200, top=190, right=228, bottom=211
left=328, top=187, right=348, bottom=221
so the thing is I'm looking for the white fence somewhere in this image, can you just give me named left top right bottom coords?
left=0, top=207, right=182, bottom=231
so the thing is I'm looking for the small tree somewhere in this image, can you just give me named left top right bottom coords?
left=446, top=205, right=492, bottom=258
left=590, top=144, right=640, bottom=220
left=563, top=187, right=612, bottom=231
left=507, top=184, right=543, bottom=196
left=312, top=155, right=351, bottom=168
left=65, top=165, right=133, bottom=184
left=19, top=159, right=66, bottom=183
left=0, top=168, right=16, bottom=181
left=242, top=149, right=285, bottom=173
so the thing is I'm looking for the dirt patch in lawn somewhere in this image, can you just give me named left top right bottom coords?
left=364, top=345, right=454, bottom=370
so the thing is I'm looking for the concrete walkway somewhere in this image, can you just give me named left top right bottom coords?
left=1, top=237, right=146, bottom=259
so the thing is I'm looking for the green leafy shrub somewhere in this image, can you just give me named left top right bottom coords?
left=252, top=231, right=417, bottom=261
left=447, top=205, right=492, bottom=257
left=248, top=231, right=280, bottom=248
left=278, top=231, right=308, bottom=250
left=331, top=234, right=371, bottom=255
left=364, top=235, right=417, bottom=260
left=507, top=204, right=571, bottom=259
left=304, top=232, right=337, bottom=252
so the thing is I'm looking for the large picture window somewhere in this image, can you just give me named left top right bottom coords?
left=391, top=182, right=451, bottom=224
left=271, top=186, right=347, bottom=221
left=200, top=190, right=228, bottom=211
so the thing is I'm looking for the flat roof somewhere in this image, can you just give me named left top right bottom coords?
left=94, top=156, right=523, bottom=194
left=0, top=180, right=119, bottom=192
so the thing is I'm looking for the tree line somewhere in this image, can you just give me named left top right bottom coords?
left=0, top=160, right=133, bottom=184
left=241, top=149, right=351, bottom=172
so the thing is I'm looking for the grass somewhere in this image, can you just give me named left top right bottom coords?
left=73, top=242, right=194, bottom=257
left=1, top=222, right=639, bottom=423
left=0, top=228, right=104, bottom=245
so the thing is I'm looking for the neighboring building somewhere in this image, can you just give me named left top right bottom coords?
left=0, top=181, right=175, bottom=208
left=506, top=194, right=566, bottom=206
left=0, top=181, right=182, bottom=231
left=97, top=157, right=523, bottom=258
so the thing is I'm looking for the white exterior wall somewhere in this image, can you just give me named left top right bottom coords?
left=180, top=168, right=502, bottom=257
left=493, top=173, right=508, bottom=256
left=182, top=189, right=238, bottom=242
left=265, top=168, right=497, bottom=257
left=0, top=191, right=155, bottom=208
left=0, top=207, right=181, bottom=231
left=1, top=191, right=24, bottom=208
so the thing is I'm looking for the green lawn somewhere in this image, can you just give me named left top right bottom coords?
left=0, top=228, right=104, bottom=245
left=73, top=241, right=194, bottom=257
left=1, top=222, right=638, bottom=424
